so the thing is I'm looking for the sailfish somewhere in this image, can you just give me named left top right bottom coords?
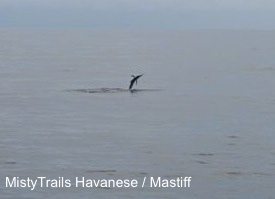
left=129, top=74, right=144, bottom=90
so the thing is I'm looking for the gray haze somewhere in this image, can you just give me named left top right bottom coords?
left=1, top=0, right=275, bottom=29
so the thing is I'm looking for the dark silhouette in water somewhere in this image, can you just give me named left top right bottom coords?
left=129, top=74, right=144, bottom=90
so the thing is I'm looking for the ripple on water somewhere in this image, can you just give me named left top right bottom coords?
left=67, top=88, right=162, bottom=94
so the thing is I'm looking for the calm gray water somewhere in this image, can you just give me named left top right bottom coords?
left=0, top=29, right=275, bottom=198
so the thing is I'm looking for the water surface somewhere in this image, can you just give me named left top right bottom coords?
left=0, top=29, right=275, bottom=199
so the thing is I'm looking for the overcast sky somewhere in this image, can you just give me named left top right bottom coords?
left=1, top=0, right=275, bottom=29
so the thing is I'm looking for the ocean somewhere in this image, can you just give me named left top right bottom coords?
left=0, top=29, right=275, bottom=198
